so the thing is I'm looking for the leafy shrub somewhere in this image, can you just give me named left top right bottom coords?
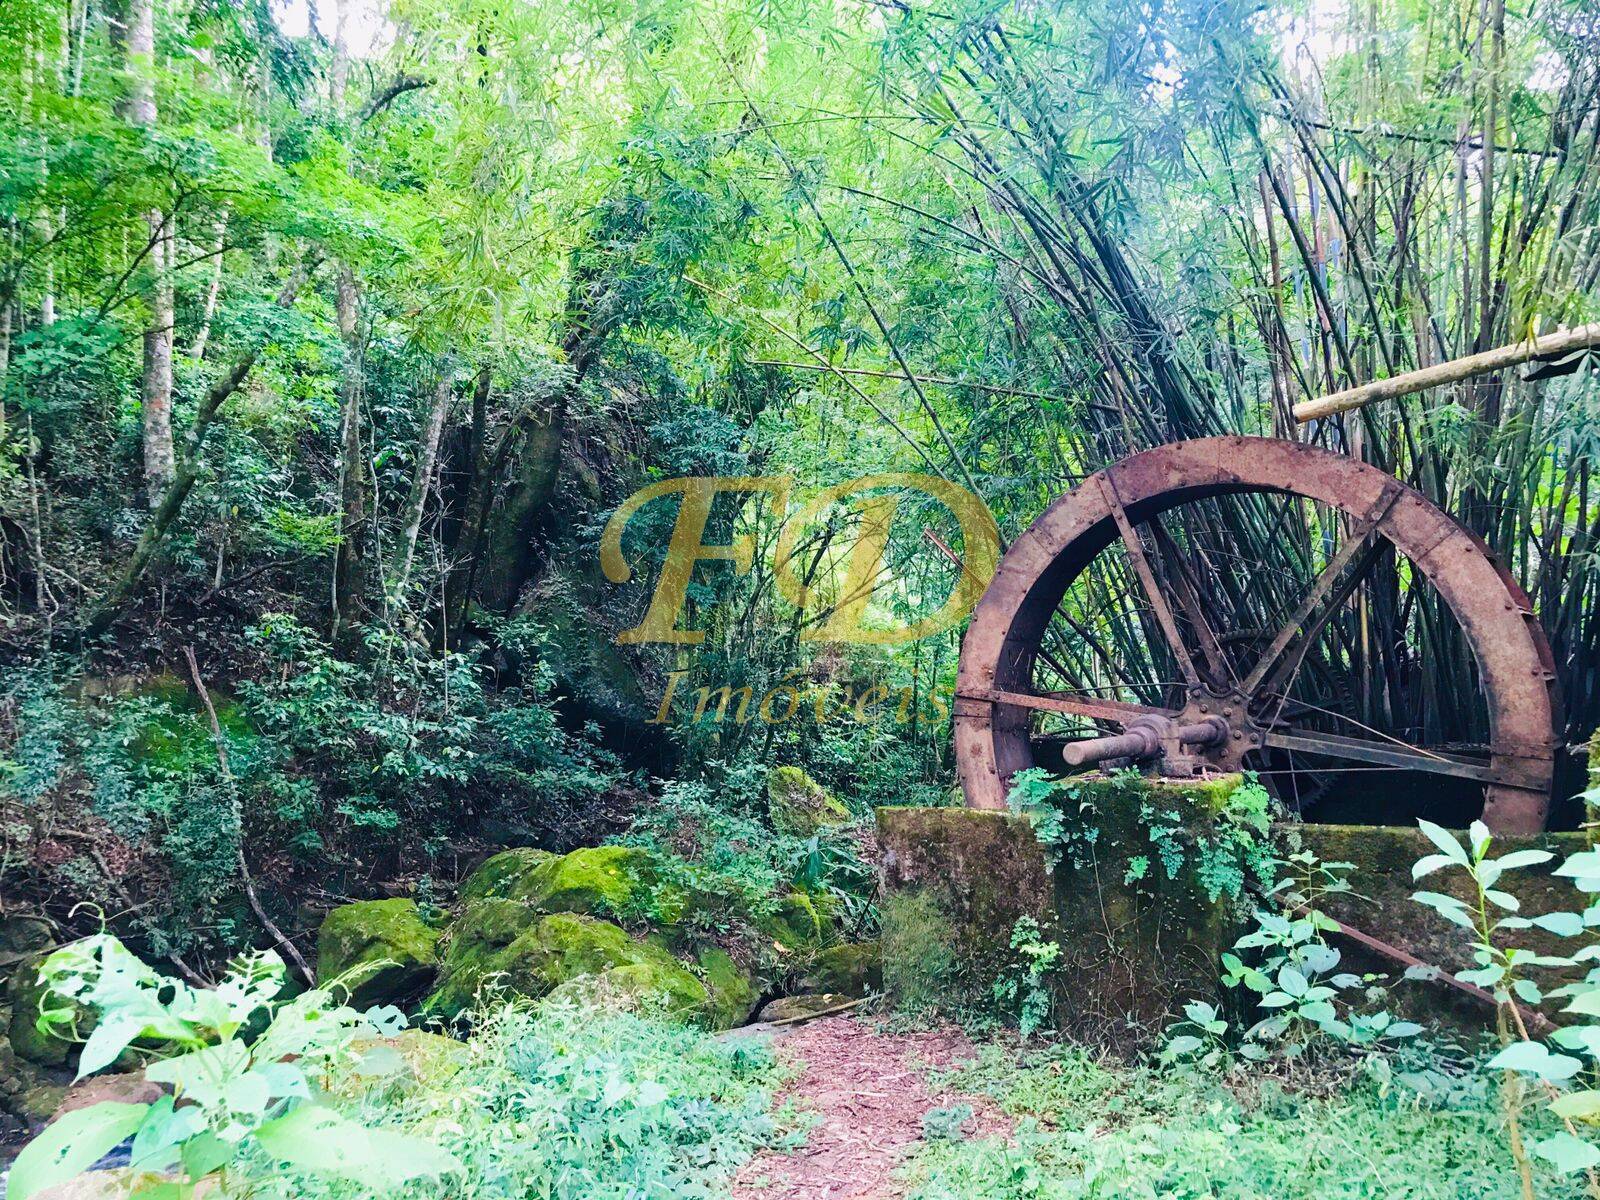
left=613, top=773, right=877, bottom=939
left=258, top=1000, right=783, bottom=1200
left=10, top=935, right=454, bottom=1200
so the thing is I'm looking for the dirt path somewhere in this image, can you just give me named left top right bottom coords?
left=730, top=1015, right=1010, bottom=1200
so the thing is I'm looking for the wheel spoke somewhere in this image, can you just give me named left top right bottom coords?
left=1240, top=486, right=1401, bottom=700
left=1149, top=518, right=1235, bottom=687
left=957, top=684, right=1173, bottom=726
left=1100, top=474, right=1202, bottom=688
left=1260, top=729, right=1514, bottom=784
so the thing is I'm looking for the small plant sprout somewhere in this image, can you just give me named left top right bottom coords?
left=1409, top=819, right=1600, bottom=1197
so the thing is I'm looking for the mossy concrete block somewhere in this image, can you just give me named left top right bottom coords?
left=8, top=951, right=77, bottom=1067
left=316, top=898, right=440, bottom=1008
left=427, top=908, right=697, bottom=1020
left=518, top=845, right=679, bottom=919
left=767, top=766, right=850, bottom=837
left=459, top=848, right=556, bottom=903
left=879, top=782, right=1241, bottom=1040
left=796, top=942, right=881, bottom=997
left=877, top=806, right=1054, bottom=1015
left=696, top=947, right=762, bottom=1030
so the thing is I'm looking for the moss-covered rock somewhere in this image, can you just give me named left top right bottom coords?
left=767, top=766, right=850, bottom=837
left=0, top=1037, right=68, bottom=1126
left=544, top=961, right=709, bottom=1022
left=796, top=942, right=881, bottom=997
left=517, top=845, right=683, bottom=921
left=756, top=891, right=829, bottom=959
left=8, top=951, right=76, bottom=1067
left=427, top=908, right=697, bottom=1020
left=696, top=948, right=762, bottom=1029
left=316, top=899, right=440, bottom=1008
left=459, top=848, right=556, bottom=903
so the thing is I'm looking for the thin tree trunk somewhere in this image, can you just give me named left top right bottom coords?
left=330, top=266, right=366, bottom=628
left=390, top=366, right=453, bottom=602
left=188, top=210, right=228, bottom=360
left=121, top=0, right=174, bottom=506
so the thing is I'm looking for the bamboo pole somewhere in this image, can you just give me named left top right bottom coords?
left=1293, top=322, right=1600, bottom=422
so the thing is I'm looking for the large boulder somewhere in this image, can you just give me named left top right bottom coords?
left=796, top=941, right=881, bottom=998
left=756, top=892, right=829, bottom=958
left=766, top=766, right=850, bottom=837
left=317, top=899, right=440, bottom=1008
left=458, top=848, right=555, bottom=903
left=516, top=846, right=684, bottom=921
left=426, top=906, right=698, bottom=1020
left=695, top=948, right=762, bottom=1029
left=544, top=961, right=708, bottom=1022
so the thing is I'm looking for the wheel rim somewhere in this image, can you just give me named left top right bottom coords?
left=954, top=436, right=1560, bottom=831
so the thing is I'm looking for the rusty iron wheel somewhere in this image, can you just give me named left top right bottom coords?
left=954, top=436, right=1560, bottom=832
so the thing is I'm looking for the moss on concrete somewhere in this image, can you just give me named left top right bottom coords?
left=316, top=898, right=440, bottom=1008
left=878, top=779, right=1250, bottom=1040
left=459, top=848, right=556, bottom=903
left=767, top=766, right=850, bottom=837
left=1292, top=823, right=1591, bottom=1029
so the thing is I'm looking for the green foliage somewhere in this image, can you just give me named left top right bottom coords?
left=992, top=917, right=1061, bottom=1039
left=1006, top=769, right=1276, bottom=904
left=613, top=774, right=876, bottom=942
left=1165, top=849, right=1419, bottom=1067
left=1408, top=820, right=1600, bottom=1181
left=906, top=1038, right=1568, bottom=1199
left=10, top=934, right=454, bottom=1200
left=266, top=1000, right=782, bottom=1200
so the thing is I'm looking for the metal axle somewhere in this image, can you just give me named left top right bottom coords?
left=1060, top=714, right=1229, bottom=768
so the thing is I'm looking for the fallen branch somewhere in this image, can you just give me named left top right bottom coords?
left=1293, top=323, right=1600, bottom=422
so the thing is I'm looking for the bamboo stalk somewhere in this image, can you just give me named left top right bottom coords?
left=1294, top=322, right=1600, bottom=421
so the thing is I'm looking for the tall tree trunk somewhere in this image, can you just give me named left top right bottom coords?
left=121, top=0, right=174, bottom=507
left=330, top=267, right=366, bottom=628
left=390, top=365, right=453, bottom=602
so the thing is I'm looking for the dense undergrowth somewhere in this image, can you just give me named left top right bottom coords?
left=904, top=1038, right=1561, bottom=1199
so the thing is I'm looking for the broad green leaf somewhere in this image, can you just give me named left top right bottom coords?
left=1495, top=850, right=1555, bottom=871
left=1411, top=854, right=1458, bottom=880
left=76, top=1014, right=148, bottom=1079
left=254, top=1104, right=461, bottom=1184
left=1416, top=821, right=1467, bottom=866
left=1487, top=1041, right=1584, bottom=1081
left=5, top=1101, right=149, bottom=1200
left=1529, top=1131, right=1600, bottom=1173
left=1551, top=1090, right=1600, bottom=1122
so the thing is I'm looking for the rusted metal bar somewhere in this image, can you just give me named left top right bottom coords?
left=1308, top=907, right=1555, bottom=1037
